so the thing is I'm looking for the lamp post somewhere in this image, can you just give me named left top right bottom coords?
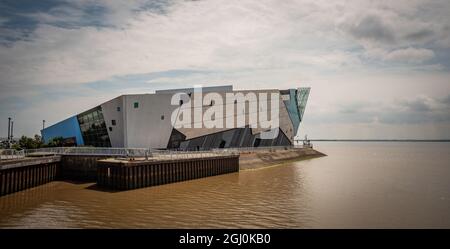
left=42, top=120, right=45, bottom=143
left=7, top=117, right=11, bottom=149
left=10, top=121, right=13, bottom=142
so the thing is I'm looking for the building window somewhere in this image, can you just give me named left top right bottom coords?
left=111, top=120, right=116, bottom=126
left=109, top=127, right=112, bottom=132
left=179, top=100, right=183, bottom=106
left=76, top=106, right=111, bottom=147
left=161, top=115, right=164, bottom=120
left=117, top=107, right=120, bottom=112
left=134, top=102, right=139, bottom=108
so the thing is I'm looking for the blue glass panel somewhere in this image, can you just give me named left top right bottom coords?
left=296, top=87, right=310, bottom=121
left=41, top=116, right=84, bottom=145
left=283, top=89, right=301, bottom=133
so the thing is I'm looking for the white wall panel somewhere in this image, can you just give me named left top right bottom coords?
left=101, top=96, right=125, bottom=147
left=124, top=94, right=179, bottom=148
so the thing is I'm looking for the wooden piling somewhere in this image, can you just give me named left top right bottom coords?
left=97, top=155, right=239, bottom=190
left=0, top=157, right=60, bottom=197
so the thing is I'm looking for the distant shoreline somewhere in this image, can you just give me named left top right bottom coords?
left=309, top=139, right=450, bottom=142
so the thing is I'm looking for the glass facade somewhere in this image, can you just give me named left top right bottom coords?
left=77, top=106, right=111, bottom=147
left=282, top=89, right=301, bottom=134
left=296, top=87, right=310, bottom=121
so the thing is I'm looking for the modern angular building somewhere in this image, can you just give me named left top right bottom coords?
left=41, top=85, right=310, bottom=150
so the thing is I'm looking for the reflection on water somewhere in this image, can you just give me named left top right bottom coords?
left=1, top=142, right=449, bottom=228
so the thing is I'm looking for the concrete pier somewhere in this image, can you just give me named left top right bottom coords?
left=239, top=147, right=326, bottom=170
left=0, top=146, right=323, bottom=195
left=97, top=155, right=240, bottom=190
left=0, top=152, right=240, bottom=195
left=60, top=155, right=110, bottom=181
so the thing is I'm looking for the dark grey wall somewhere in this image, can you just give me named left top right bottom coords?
left=172, top=126, right=291, bottom=150
left=60, top=155, right=110, bottom=181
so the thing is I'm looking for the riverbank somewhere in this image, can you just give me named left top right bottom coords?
left=239, top=147, right=326, bottom=170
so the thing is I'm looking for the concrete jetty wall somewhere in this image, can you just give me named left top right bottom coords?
left=239, top=147, right=326, bottom=170
left=0, top=147, right=325, bottom=195
left=60, top=155, right=110, bottom=181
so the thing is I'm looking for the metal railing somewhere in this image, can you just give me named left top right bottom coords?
left=230, top=145, right=293, bottom=152
left=2, top=144, right=310, bottom=161
left=0, top=149, right=25, bottom=160
left=24, top=147, right=151, bottom=157
left=213, top=144, right=310, bottom=152
left=151, top=149, right=239, bottom=160
left=21, top=147, right=239, bottom=160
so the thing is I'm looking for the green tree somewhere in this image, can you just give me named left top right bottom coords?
left=15, top=134, right=45, bottom=149
left=34, top=134, right=43, bottom=148
left=45, top=136, right=64, bottom=147
left=11, top=143, right=21, bottom=150
left=18, top=135, right=37, bottom=149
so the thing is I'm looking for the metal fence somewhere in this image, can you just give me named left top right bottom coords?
left=22, top=147, right=239, bottom=160
left=151, top=149, right=239, bottom=160
left=213, top=144, right=310, bottom=152
left=2, top=144, right=310, bottom=161
left=0, top=149, right=25, bottom=160
left=24, top=147, right=150, bottom=157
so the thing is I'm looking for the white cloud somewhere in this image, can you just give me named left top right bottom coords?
left=384, top=47, right=435, bottom=63
left=2, top=0, right=448, bottom=89
left=1, top=0, right=450, bottom=138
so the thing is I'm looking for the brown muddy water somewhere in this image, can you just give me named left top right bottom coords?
left=0, top=142, right=449, bottom=228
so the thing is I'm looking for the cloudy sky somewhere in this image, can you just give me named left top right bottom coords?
left=1, top=0, right=449, bottom=139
